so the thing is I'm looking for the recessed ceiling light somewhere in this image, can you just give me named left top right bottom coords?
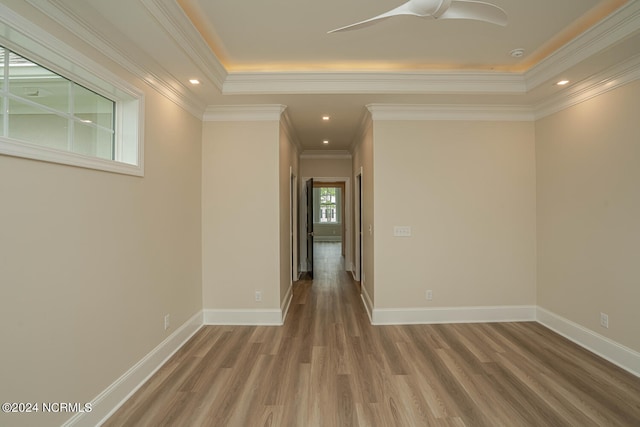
left=322, top=116, right=330, bottom=121
left=556, top=80, right=570, bottom=86
left=189, top=79, right=200, bottom=85
left=323, top=140, right=329, bottom=144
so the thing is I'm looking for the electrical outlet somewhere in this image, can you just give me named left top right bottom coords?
left=255, top=290, right=262, bottom=302
left=426, top=290, right=433, bottom=301
left=600, top=312, right=609, bottom=329
left=164, top=314, right=170, bottom=330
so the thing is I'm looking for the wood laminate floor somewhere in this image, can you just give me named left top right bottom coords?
left=105, top=242, right=640, bottom=426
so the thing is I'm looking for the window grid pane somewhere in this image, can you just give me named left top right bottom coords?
left=0, top=46, right=116, bottom=160
left=315, top=187, right=340, bottom=224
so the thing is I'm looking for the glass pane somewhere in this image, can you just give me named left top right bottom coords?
left=73, top=83, right=114, bottom=130
left=8, top=51, right=70, bottom=113
left=0, top=49, right=5, bottom=92
left=73, top=121, right=114, bottom=160
left=8, top=99, right=68, bottom=150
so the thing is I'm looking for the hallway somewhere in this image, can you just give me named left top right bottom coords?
left=105, top=242, right=640, bottom=426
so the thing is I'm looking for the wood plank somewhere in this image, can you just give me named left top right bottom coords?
left=105, top=242, right=640, bottom=426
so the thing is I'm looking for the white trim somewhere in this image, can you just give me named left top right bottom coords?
left=22, top=0, right=206, bottom=118
left=203, top=104, right=287, bottom=121
left=63, top=311, right=203, bottom=427
left=13, top=0, right=640, bottom=120
left=534, top=53, right=640, bottom=120
left=281, top=284, right=293, bottom=323
left=223, top=71, right=526, bottom=95
left=0, top=4, right=145, bottom=176
left=524, top=0, right=640, bottom=91
left=536, top=307, right=640, bottom=377
left=56, top=305, right=640, bottom=426
left=300, top=150, right=352, bottom=159
left=139, top=0, right=227, bottom=90
left=214, top=2, right=640, bottom=98
left=360, top=286, right=374, bottom=323
left=203, top=309, right=284, bottom=326
left=371, top=305, right=536, bottom=326
left=367, top=104, right=535, bottom=122
left=0, top=138, right=144, bottom=176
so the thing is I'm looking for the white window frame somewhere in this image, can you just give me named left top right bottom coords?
left=0, top=4, right=144, bottom=176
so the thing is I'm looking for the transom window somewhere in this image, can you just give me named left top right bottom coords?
left=0, top=47, right=116, bottom=160
left=0, top=9, right=143, bottom=177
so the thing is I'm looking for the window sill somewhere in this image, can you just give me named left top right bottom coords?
left=0, top=137, right=143, bottom=176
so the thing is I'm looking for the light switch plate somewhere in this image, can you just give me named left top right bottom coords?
left=393, top=226, right=412, bottom=237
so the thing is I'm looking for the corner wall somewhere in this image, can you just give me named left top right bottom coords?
left=351, top=117, right=375, bottom=313
left=0, top=88, right=203, bottom=427
left=201, top=120, right=281, bottom=320
left=536, top=80, right=640, bottom=356
left=279, top=121, right=299, bottom=314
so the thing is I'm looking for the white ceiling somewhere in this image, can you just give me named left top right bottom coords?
left=23, top=0, right=640, bottom=152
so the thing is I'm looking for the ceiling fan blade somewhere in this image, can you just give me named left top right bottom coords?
left=328, top=2, right=419, bottom=33
left=438, top=0, right=507, bottom=26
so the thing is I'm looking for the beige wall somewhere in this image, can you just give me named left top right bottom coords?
left=352, top=118, right=375, bottom=306
left=373, top=120, right=537, bottom=309
left=536, top=80, right=640, bottom=353
left=279, top=122, right=299, bottom=307
left=201, top=120, right=281, bottom=309
left=300, top=156, right=352, bottom=178
left=0, top=89, right=202, bottom=426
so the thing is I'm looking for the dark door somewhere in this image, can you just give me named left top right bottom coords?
left=306, top=178, right=314, bottom=279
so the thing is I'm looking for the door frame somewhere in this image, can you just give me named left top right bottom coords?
left=354, top=169, right=363, bottom=282
left=290, top=169, right=298, bottom=282
left=313, top=181, right=346, bottom=255
left=300, top=176, right=352, bottom=272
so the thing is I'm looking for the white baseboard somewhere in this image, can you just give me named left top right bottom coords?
left=371, top=305, right=536, bottom=325
left=281, top=284, right=293, bottom=323
left=62, top=303, right=639, bottom=427
left=63, top=311, right=203, bottom=427
left=536, top=307, right=640, bottom=377
left=203, top=308, right=284, bottom=325
left=360, top=286, right=374, bottom=323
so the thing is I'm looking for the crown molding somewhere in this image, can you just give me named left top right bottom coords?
left=223, top=71, right=527, bottom=95
left=13, top=0, right=640, bottom=125
left=524, top=0, right=640, bottom=91
left=300, top=150, right=352, bottom=159
left=222, top=3, right=640, bottom=98
left=366, top=104, right=535, bottom=122
left=22, top=0, right=206, bottom=119
left=534, top=52, right=640, bottom=120
left=139, top=0, right=227, bottom=90
left=203, top=105, right=287, bottom=121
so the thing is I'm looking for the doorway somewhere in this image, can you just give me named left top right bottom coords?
left=300, top=176, right=352, bottom=275
left=312, top=181, right=345, bottom=256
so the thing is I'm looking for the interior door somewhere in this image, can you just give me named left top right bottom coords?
left=306, top=178, right=314, bottom=279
